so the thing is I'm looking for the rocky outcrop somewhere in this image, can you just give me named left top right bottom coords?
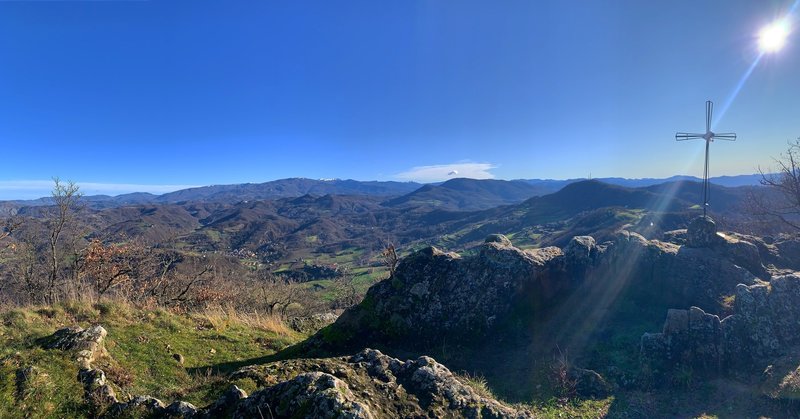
left=289, top=312, right=340, bottom=334
left=642, top=274, right=800, bottom=377
left=313, top=236, right=569, bottom=349
left=726, top=274, right=800, bottom=358
left=313, top=230, right=765, bottom=353
left=105, top=396, right=166, bottom=417
left=40, top=325, right=121, bottom=414
left=233, top=372, right=372, bottom=418
left=640, top=307, right=724, bottom=374
left=200, top=385, right=248, bottom=418
left=663, top=220, right=800, bottom=278
left=39, top=323, right=528, bottom=418
left=106, top=349, right=531, bottom=418
left=230, top=348, right=532, bottom=418
left=40, top=325, right=107, bottom=369
left=725, top=232, right=800, bottom=273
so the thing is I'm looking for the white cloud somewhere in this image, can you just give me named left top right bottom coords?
left=394, top=163, right=497, bottom=183
left=0, top=180, right=197, bottom=200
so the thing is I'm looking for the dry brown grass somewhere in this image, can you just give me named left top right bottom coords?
left=198, top=304, right=293, bottom=336
left=455, top=371, right=495, bottom=399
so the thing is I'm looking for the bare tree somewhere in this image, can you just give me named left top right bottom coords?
left=255, top=267, right=328, bottom=317
left=380, top=243, right=399, bottom=278
left=749, top=138, right=800, bottom=231
left=45, top=178, right=82, bottom=303
left=80, top=239, right=137, bottom=300
left=259, top=271, right=295, bottom=317
left=331, top=266, right=362, bottom=309
left=3, top=222, right=48, bottom=304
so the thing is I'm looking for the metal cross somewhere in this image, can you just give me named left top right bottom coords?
left=676, top=100, right=737, bottom=217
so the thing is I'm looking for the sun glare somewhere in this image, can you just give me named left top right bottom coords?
left=759, top=19, right=790, bottom=52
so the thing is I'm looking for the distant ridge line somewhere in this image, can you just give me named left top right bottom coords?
left=0, top=174, right=766, bottom=207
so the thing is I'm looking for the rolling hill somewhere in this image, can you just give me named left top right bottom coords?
left=383, top=178, right=548, bottom=210
left=2, top=178, right=770, bottom=285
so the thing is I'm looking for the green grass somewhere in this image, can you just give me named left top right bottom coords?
left=0, top=301, right=304, bottom=418
left=204, top=230, right=221, bottom=242
left=525, top=397, right=613, bottom=418
left=352, top=269, right=387, bottom=290
left=310, top=247, right=365, bottom=265
left=455, top=371, right=495, bottom=399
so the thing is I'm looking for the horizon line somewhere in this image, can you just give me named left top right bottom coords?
left=0, top=173, right=766, bottom=201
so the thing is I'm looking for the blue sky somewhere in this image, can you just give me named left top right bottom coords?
left=1, top=0, right=798, bottom=198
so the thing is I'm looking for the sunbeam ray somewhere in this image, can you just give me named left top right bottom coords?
left=714, top=52, right=764, bottom=127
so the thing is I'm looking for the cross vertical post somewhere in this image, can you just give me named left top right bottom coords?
left=675, top=100, right=737, bottom=218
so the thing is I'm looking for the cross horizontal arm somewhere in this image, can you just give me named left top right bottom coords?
left=676, top=132, right=705, bottom=141
left=714, top=133, right=737, bottom=141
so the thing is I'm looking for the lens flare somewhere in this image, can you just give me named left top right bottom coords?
left=759, top=19, right=790, bottom=52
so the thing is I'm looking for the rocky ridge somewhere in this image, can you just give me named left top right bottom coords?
left=230, top=348, right=531, bottom=418
left=313, top=218, right=776, bottom=353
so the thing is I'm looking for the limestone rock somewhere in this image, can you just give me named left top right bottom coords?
left=233, top=372, right=372, bottom=419
left=230, top=348, right=532, bottom=418
left=314, top=230, right=763, bottom=355
left=643, top=274, right=800, bottom=377
left=485, top=233, right=513, bottom=247
left=41, top=325, right=107, bottom=367
left=720, top=234, right=764, bottom=277
left=662, top=229, right=687, bottom=245
left=774, top=237, right=800, bottom=270
left=640, top=306, right=723, bottom=374
left=106, top=395, right=166, bottom=418
left=200, top=385, right=247, bottom=418
left=164, top=401, right=198, bottom=418
left=686, top=216, right=720, bottom=248
left=78, top=368, right=106, bottom=389
left=315, top=238, right=565, bottom=348
left=289, top=312, right=340, bottom=334
left=564, top=235, right=596, bottom=266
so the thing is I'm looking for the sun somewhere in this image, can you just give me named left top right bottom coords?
left=759, top=19, right=790, bottom=52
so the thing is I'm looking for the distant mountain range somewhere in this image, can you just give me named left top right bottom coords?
left=0, top=174, right=766, bottom=212
left=166, top=179, right=761, bottom=257
left=3, top=178, right=779, bottom=282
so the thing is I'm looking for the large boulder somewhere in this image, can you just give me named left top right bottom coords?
left=686, top=216, right=720, bottom=248
left=640, top=306, right=724, bottom=374
left=774, top=236, right=800, bottom=270
left=727, top=274, right=800, bottom=359
left=564, top=235, right=596, bottom=271
left=314, top=241, right=567, bottom=348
